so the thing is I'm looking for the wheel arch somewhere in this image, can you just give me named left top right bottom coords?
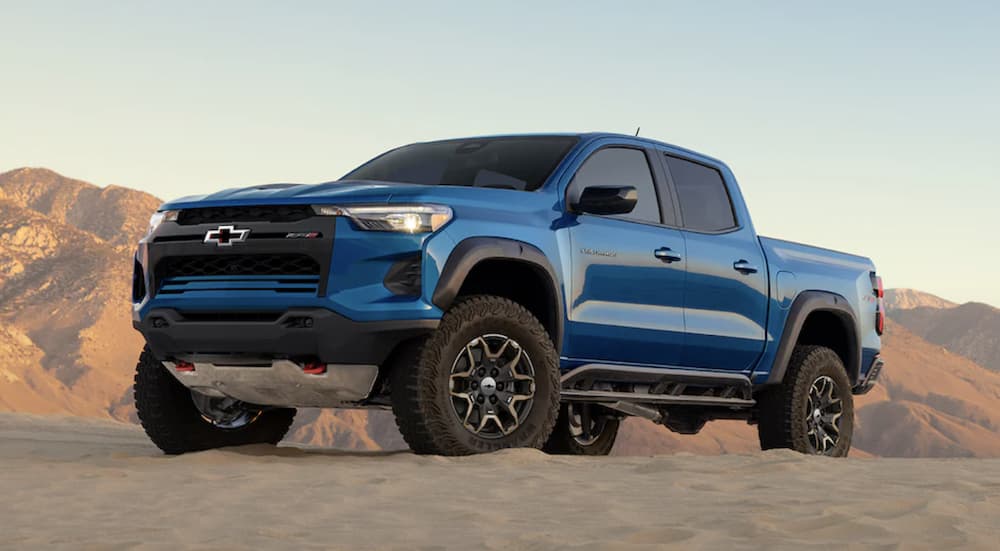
left=431, top=237, right=564, bottom=350
left=765, top=291, right=862, bottom=385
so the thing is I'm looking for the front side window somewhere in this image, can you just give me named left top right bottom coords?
left=568, top=148, right=660, bottom=224
left=342, top=136, right=579, bottom=191
left=666, top=155, right=737, bottom=232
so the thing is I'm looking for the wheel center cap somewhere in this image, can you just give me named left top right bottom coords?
left=480, top=376, right=497, bottom=396
left=813, top=409, right=822, bottom=421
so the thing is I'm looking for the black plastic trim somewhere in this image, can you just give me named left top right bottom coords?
left=135, top=308, right=438, bottom=366
left=431, top=237, right=564, bottom=349
left=561, top=364, right=752, bottom=390
left=383, top=254, right=423, bottom=296
left=561, top=389, right=755, bottom=408
left=853, top=356, right=883, bottom=395
left=765, top=291, right=862, bottom=385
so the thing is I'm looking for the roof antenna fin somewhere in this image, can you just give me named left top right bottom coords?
left=634, top=126, right=641, bottom=136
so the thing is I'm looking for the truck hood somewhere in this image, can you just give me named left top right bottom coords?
left=160, top=180, right=427, bottom=210
left=159, top=179, right=554, bottom=212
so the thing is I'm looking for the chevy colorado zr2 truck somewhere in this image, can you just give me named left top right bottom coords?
left=132, top=133, right=884, bottom=457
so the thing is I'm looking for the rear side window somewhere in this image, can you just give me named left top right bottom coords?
left=665, top=155, right=736, bottom=232
left=569, top=148, right=660, bottom=224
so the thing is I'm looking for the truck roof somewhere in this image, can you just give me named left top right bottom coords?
left=408, top=132, right=728, bottom=169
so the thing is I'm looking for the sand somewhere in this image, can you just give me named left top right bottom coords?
left=1, top=413, right=998, bottom=550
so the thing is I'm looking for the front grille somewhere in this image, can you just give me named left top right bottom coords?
left=157, top=254, right=320, bottom=279
left=176, top=205, right=314, bottom=225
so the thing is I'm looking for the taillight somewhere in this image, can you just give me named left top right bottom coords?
left=871, top=274, right=885, bottom=335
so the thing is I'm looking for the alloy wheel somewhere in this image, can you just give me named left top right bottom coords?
left=805, top=375, right=843, bottom=455
left=448, top=334, right=536, bottom=439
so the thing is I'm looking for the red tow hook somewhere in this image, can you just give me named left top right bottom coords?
left=302, top=362, right=327, bottom=375
left=174, top=361, right=195, bottom=372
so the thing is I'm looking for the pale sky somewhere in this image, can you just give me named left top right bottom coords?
left=2, top=1, right=997, bottom=307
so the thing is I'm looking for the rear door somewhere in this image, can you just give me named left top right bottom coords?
left=563, top=146, right=687, bottom=367
left=660, top=154, right=769, bottom=372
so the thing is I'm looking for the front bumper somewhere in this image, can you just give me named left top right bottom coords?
left=135, top=307, right=438, bottom=366
left=852, top=356, right=884, bottom=395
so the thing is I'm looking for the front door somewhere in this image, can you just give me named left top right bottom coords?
left=563, top=147, right=687, bottom=367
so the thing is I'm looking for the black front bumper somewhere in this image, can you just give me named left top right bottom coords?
left=135, top=308, right=438, bottom=365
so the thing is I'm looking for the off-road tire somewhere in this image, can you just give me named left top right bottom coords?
left=133, top=346, right=296, bottom=455
left=543, top=405, right=620, bottom=455
left=391, top=295, right=560, bottom=455
left=756, top=345, right=854, bottom=457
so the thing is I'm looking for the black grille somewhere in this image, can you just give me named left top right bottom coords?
left=156, top=254, right=320, bottom=279
left=176, top=205, right=314, bottom=225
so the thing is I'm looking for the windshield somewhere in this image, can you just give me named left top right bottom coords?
left=342, top=136, right=579, bottom=191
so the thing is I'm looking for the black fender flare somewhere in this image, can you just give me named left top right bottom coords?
left=765, top=290, right=861, bottom=385
left=431, top=237, right=564, bottom=349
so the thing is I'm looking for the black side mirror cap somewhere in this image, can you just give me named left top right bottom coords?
left=571, top=185, right=638, bottom=216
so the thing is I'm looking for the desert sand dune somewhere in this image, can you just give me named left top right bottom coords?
left=2, top=413, right=998, bottom=550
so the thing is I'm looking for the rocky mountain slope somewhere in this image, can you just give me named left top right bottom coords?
left=1, top=167, right=998, bottom=457
left=884, top=288, right=957, bottom=311
left=888, top=292, right=1000, bottom=373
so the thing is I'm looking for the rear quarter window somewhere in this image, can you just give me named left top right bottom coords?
left=665, top=155, right=737, bottom=232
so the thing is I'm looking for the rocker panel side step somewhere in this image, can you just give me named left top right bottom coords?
left=561, top=389, right=755, bottom=408
left=559, top=363, right=756, bottom=409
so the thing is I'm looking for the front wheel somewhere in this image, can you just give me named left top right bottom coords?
left=391, top=296, right=561, bottom=455
left=133, top=346, right=296, bottom=455
left=756, top=345, right=854, bottom=457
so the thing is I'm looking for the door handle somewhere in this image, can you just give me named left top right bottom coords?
left=654, top=247, right=683, bottom=263
left=733, top=260, right=759, bottom=274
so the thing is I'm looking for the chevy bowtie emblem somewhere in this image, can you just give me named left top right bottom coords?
left=204, top=225, right=250, bottom=246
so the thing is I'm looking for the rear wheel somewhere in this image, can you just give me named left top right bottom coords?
left=133, top=346, right=296, bottom=455
left=391, top=296, right=560, bottom=455
left=756, top=345, right=854, bottom=457
left=543, top=403, right=620, bottom=455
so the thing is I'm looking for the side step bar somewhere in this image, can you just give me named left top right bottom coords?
left=559, top=363, right=756, bottom=409
left=561, top=389, right=755, bottom=408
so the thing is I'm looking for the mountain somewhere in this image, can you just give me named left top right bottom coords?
left=890, top=302, right=1000, bottom=373
left=0, top=168, right=159, bottom=248
left=1, top=167, right=999, bottom=457
left=884, top=287, right=1000, bottom=373
left=884, top=288, right=957, bottom=311
left=0, top=170, right=155, bottom=419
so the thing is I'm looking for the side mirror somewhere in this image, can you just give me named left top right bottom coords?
left=571, top=185, right=638, bottom=216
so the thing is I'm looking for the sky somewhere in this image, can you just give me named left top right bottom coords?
left=1, top=1, right=998, bottom=307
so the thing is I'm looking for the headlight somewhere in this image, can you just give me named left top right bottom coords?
left=312, top=204, right=452, bottom=233
left=147, top=210, right=179, bottom=235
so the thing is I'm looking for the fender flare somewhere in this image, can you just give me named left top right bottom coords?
left=431, top=237, right=564, bottom=349
left=765, top=290, right=861, bottom=385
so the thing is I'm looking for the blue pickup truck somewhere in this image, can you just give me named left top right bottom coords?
left=132, top=133, right=884, bottom=457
